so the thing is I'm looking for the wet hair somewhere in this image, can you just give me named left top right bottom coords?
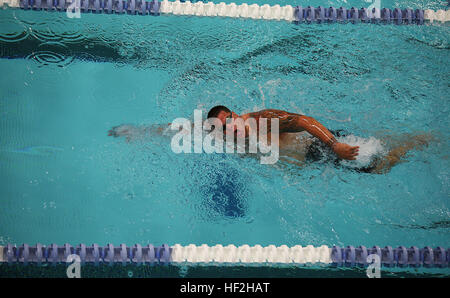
left=207, top=105, right=231, bottom=119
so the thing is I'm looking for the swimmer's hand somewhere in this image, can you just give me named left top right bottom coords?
left=108, top=124, right=137, bottom=142
left=332, top=142, right=359, bottom=160
left=108, top=124, right=171, bottom=143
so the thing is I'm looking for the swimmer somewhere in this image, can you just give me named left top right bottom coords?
left=108, top=106, right=433, bottom=174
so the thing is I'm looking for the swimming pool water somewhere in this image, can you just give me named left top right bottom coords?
left=0, top=1, right=449, bottom=271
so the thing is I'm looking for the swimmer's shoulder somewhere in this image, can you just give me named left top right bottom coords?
left=243, top=109, right=288, bottom=118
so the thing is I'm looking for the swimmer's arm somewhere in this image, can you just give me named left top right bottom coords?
left=281, top=115, right=336, bottom=144
left=249, top=110, right=338, bottom=145
left=108, top=123, right=172, bottom=141
left=279, top=114, right=360, bottom=160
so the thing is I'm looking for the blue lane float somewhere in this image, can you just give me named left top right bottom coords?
left=2, top=244, right=449, bottom=267
left=293, top=6, right=425, bottom=24
left=19, top=0, right=162, bottom=15
left=3, top=243, right=174, bottom=266
left=330, top=245, right=450, bottom=268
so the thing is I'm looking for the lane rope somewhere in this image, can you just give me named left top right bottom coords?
left=0, top=0, right=449, bottom=24
left=1, top=244, right=449, bottom=267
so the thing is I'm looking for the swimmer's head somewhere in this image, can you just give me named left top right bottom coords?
left=207, top=105, right=238, bottom=134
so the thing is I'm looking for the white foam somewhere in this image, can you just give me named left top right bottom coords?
left=337, top=135, right=386, bottom=168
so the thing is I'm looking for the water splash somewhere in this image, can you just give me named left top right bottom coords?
left=338, top=135, right=386, bottom=168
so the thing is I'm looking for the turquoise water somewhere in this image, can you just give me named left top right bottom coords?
left=0, top=0, right=449, bottom=269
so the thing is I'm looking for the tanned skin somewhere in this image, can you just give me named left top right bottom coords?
left=217, top=109, right=359, bottom=161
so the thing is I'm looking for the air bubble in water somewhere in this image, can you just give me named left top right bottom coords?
left=178, top=265, right=189, bottom=277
